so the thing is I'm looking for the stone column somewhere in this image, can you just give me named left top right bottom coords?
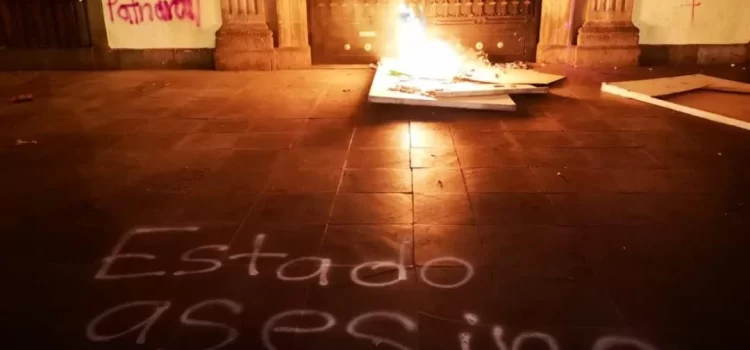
left=574, top=0, right=641, bottom=68
left=275, top=0, right=312, bottom=68
left=215, top=0, right=277, bottom=70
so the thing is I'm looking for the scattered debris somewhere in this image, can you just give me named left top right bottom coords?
left=15, top=139, right=37, bottom=145
left=10, top=94, right=33, bottom=103
left=437, top=180, right=444, bottom=188
left=343, top=89, right=351, bottom=92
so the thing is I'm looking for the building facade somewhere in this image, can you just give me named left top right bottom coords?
left=0, top=0, right=748, bottom=70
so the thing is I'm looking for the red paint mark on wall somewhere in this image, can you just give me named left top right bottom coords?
left=106, top=0, right=201, bottom=27
left=681, top=0, right=702, bottom=23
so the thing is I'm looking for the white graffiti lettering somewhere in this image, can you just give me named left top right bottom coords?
left=179, top=299, right=242, bottom=350
left=262, top=309, right=336, bottom=350
left=86, top=300, right=170, bottom=344
left=276, top=256, right=332, bottom=286
left=229, top=234, right=288, bottom=276
left=419, top=256, right=474, bottom=289
left=173, top=244, right=228, bottom=276
left=346, top=311, right=418, bottom=350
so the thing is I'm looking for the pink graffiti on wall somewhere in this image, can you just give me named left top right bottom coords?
left=106, top=0, right=201, bottom=27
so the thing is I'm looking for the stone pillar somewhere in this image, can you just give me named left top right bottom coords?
left=574, top=0, right=641, bottom=68
left=215, top=0, right=276, bottom=70
left=275, top=0, right=312, bottom=69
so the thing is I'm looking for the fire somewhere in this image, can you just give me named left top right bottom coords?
left=387, top=3, right=496, bottom=82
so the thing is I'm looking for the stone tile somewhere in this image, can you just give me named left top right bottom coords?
left=500, top=116, right=565, bottom=131
left=412, top=168, right=466, bottom=193
left=197, top=118, right=251, bottom=133
left=177, top=133, right=240, bottom=150
left=414, top=225, right=484, bottom=266
left=509, top=131, right=577, bottom=147
left=346, top=148, right=410, bottom=168
left=414, top=193, right=474, bottom=224
left=93, top=118, right=145, bottom=134
left=612, top=169, right=733, bottom=193
left=449, top=118, right=503, bottom=131
left=479, top=225, right=586, bottom=278
left=319, top=224, right=414, bottom=265
left=219, top=149, right=280, bottom=173
left=414, top=267, right=502, bottom=321
left=295, top=119, right=354, bottom=148
left=605, top=117, right=674, bottom=131
left=340, top=169, right=412, bottom=193
left=170, top=193, right=257, bottom=224
left=410, top=121, right=454, bottom=148
left=272, top=148, right=347, bottom=169
left=622, top=131, right=701, bottom=150
left=547, top=194, right=655, bottom=226
left=584, top=148, right=664, bottom=168
left=114, top=132, right=186, bottom=150
left=451, top=130, right=516, bottom=147
left=266, top=167, right=342, bottom=193
left=557, top=115, right=614, bottom=131
left=411, top=148, right=460, bottom=168
left=470, top=193, right=560, bottom=225
left=493, top=275, right=624, bottom=328
left=456, top=147, right=527, bottom=168
left=351, top=123, right=410, bottom=149
left=235, top=132, right=300, bottom=149
left=533, top=168, right=620, bottom=193
left=463, top=168, right=541, bottom=193
left=140, top=119, right=204, bottom=133
left=298, top=267, right=419, bottom=350
left=249, top=118, right=309, bottom=132
left=525, top=148, right=595, bottom=168
left=228, top=224, right=327, bottom=266
left=247, top=193, right=335, bottom=224
left=643, top=148, right=735, bottom=169
left=569, top=131, right=639, bottom=147
left=331, top=193, right=413, bottom=224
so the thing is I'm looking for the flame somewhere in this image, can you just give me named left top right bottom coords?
left=388, top=3, right=495, bottom=81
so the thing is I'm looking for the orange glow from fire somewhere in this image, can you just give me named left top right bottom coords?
left=387, top=3, right=498, bottom=82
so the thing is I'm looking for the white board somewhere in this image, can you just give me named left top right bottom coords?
left=430, top=84, right=548, bottom=98
left=601, top=81, right=750, bottom=131
left=603, top=74, right=750, bottom=97
left=368, top=66, right=517, bottom=111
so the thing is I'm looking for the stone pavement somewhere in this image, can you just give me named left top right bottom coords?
left=1, top=66, right=749, bottom=350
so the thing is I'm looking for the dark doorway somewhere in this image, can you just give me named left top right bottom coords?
left=0, top=0, right=92, bottom=48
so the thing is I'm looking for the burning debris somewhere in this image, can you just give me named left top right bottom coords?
left=368, top=3, right=564, bottom=110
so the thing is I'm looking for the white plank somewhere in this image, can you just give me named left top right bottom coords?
left=601, top=82, right=750, bottom=131
left=604, top=74, right=750, bottom=97
left=605, top=74, right=709, bottom=97
left=702, top=75, right=750, bottom=94
left=368, top=66, right=517, bottom=111
left=430, top=84, right=548, bottom=98
left=463, top=69, right=566, bottom=85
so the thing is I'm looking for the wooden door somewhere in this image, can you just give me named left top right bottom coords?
left=0, top=0, right=92, bottom=48
left=308, top=0, right=542, bottom=64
